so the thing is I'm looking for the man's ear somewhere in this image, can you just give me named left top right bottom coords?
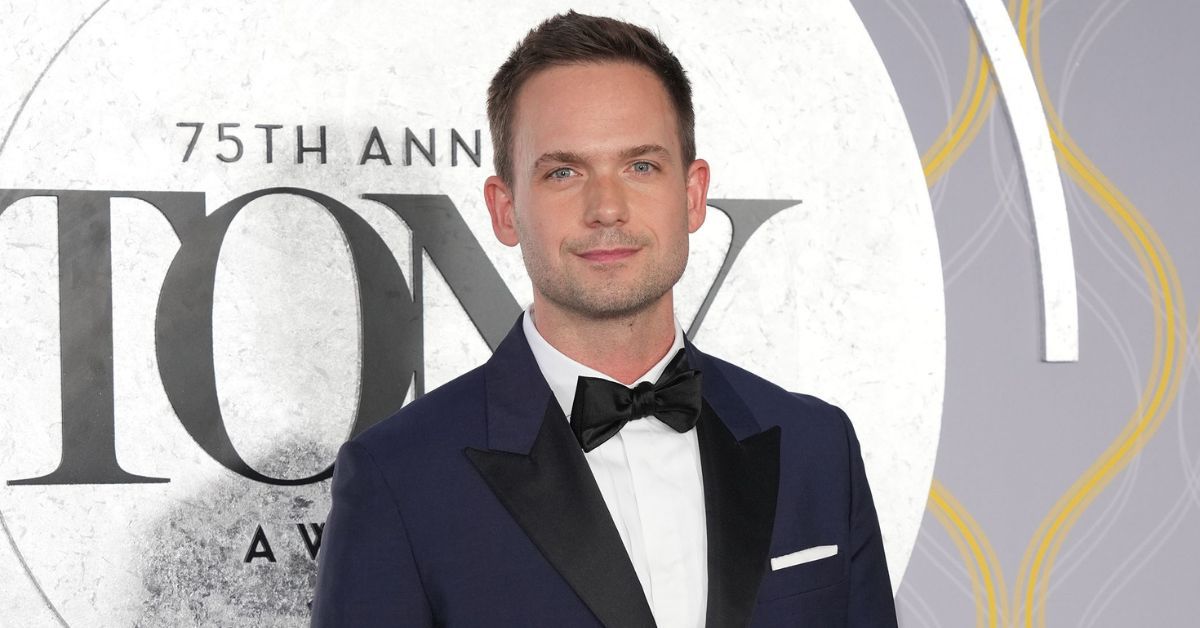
left=685, top=158, right=710, bottom=233
left=484, top=175, right=520, bottom=246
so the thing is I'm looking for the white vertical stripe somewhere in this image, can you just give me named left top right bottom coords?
left=961, top=0, right=1079, bottom=362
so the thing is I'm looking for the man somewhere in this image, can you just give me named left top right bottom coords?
left=312, top=11, right=897, bottom=627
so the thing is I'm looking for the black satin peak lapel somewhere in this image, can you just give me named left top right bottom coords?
left=698, top=402, right=781, bottom=628
left=465, top=402, right=657, bottom=628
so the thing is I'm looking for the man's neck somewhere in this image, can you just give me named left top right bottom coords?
left=530, top=296, right=678, bottom=385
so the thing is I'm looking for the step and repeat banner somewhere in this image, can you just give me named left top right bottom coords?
left=2, top=1, right=1196, bottom=626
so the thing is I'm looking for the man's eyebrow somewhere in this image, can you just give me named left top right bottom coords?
left=619, top=144, right=671, bottom=160
left=532, top=150, right=586, bottom=172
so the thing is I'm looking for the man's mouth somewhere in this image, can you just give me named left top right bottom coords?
left=576, top=247, right=639, bottom=263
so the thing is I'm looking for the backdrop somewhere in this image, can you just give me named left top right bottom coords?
left=1, top=1, right=1196, bottom=626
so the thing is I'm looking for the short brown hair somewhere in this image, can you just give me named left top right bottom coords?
left=487, top=11, right=696, bottom=185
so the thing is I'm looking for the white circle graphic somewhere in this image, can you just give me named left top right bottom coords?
left=0, top=1, right=942, bottom=622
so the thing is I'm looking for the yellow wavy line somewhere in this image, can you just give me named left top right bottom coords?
left=1023, top=135, right=1186, bottom=628
left=922, top=31, right=995, bottom=184
left=929, top=481, right=1010, bottom=627
left=1013, top=0, right=1189, bottom=625
left=922, top=1, right=1184, bottom=624
left=928, top=494, right=986, bottom=627
left=921, top=6, right=1012, bottom=624
left=921, top=29, right=979, bottom=171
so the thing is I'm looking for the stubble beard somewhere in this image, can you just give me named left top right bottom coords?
left=521, top=228, right=688, bottom=320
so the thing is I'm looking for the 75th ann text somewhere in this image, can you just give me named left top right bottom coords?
left=175, top=123, right=483, bottom=167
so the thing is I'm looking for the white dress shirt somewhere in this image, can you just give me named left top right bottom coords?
left=523, top=309, right=708, bottom=628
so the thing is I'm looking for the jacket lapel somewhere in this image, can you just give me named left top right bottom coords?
left=464, top=317, right=656, bottom=628
left=689, top=344, right=782, bottom=628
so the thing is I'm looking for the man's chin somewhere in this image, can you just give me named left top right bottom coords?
left=542, top=285, right=672, bottom=321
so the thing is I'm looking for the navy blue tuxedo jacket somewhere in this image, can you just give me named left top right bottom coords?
left=311, top=317, right=897, bottom=627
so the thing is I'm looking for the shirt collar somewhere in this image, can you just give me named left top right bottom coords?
left=522, top=307, right=685, bottom=420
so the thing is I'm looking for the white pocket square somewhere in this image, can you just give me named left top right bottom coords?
left=770, top=544, right=838, bottom=571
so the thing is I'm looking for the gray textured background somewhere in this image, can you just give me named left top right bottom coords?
left=853, top=0, right=1200, bottom=625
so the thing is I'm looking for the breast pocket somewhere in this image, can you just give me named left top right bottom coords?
left=756, top=545, right=847, bottom=602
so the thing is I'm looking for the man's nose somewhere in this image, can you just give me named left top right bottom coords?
left=583, top=172, right=630, bottom=227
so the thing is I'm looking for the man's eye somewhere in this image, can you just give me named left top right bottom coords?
left=631, top=161, right=655, bottom=174
left=549, top=167, right=575, bottom=179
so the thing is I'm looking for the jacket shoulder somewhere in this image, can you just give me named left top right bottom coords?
left=349, top=365, right=488, bottom=464
left=701, top=352, right=851, bottom=436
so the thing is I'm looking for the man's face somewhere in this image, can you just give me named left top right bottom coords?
left=485, top=62, right=709, bottom=320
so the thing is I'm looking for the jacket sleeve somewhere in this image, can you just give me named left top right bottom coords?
left=311, top=440, right=434, bottom=627
left=838, top=409, right=899, bottom=627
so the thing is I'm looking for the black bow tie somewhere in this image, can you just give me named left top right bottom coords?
left=569, top=349, right=703, bottom=452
